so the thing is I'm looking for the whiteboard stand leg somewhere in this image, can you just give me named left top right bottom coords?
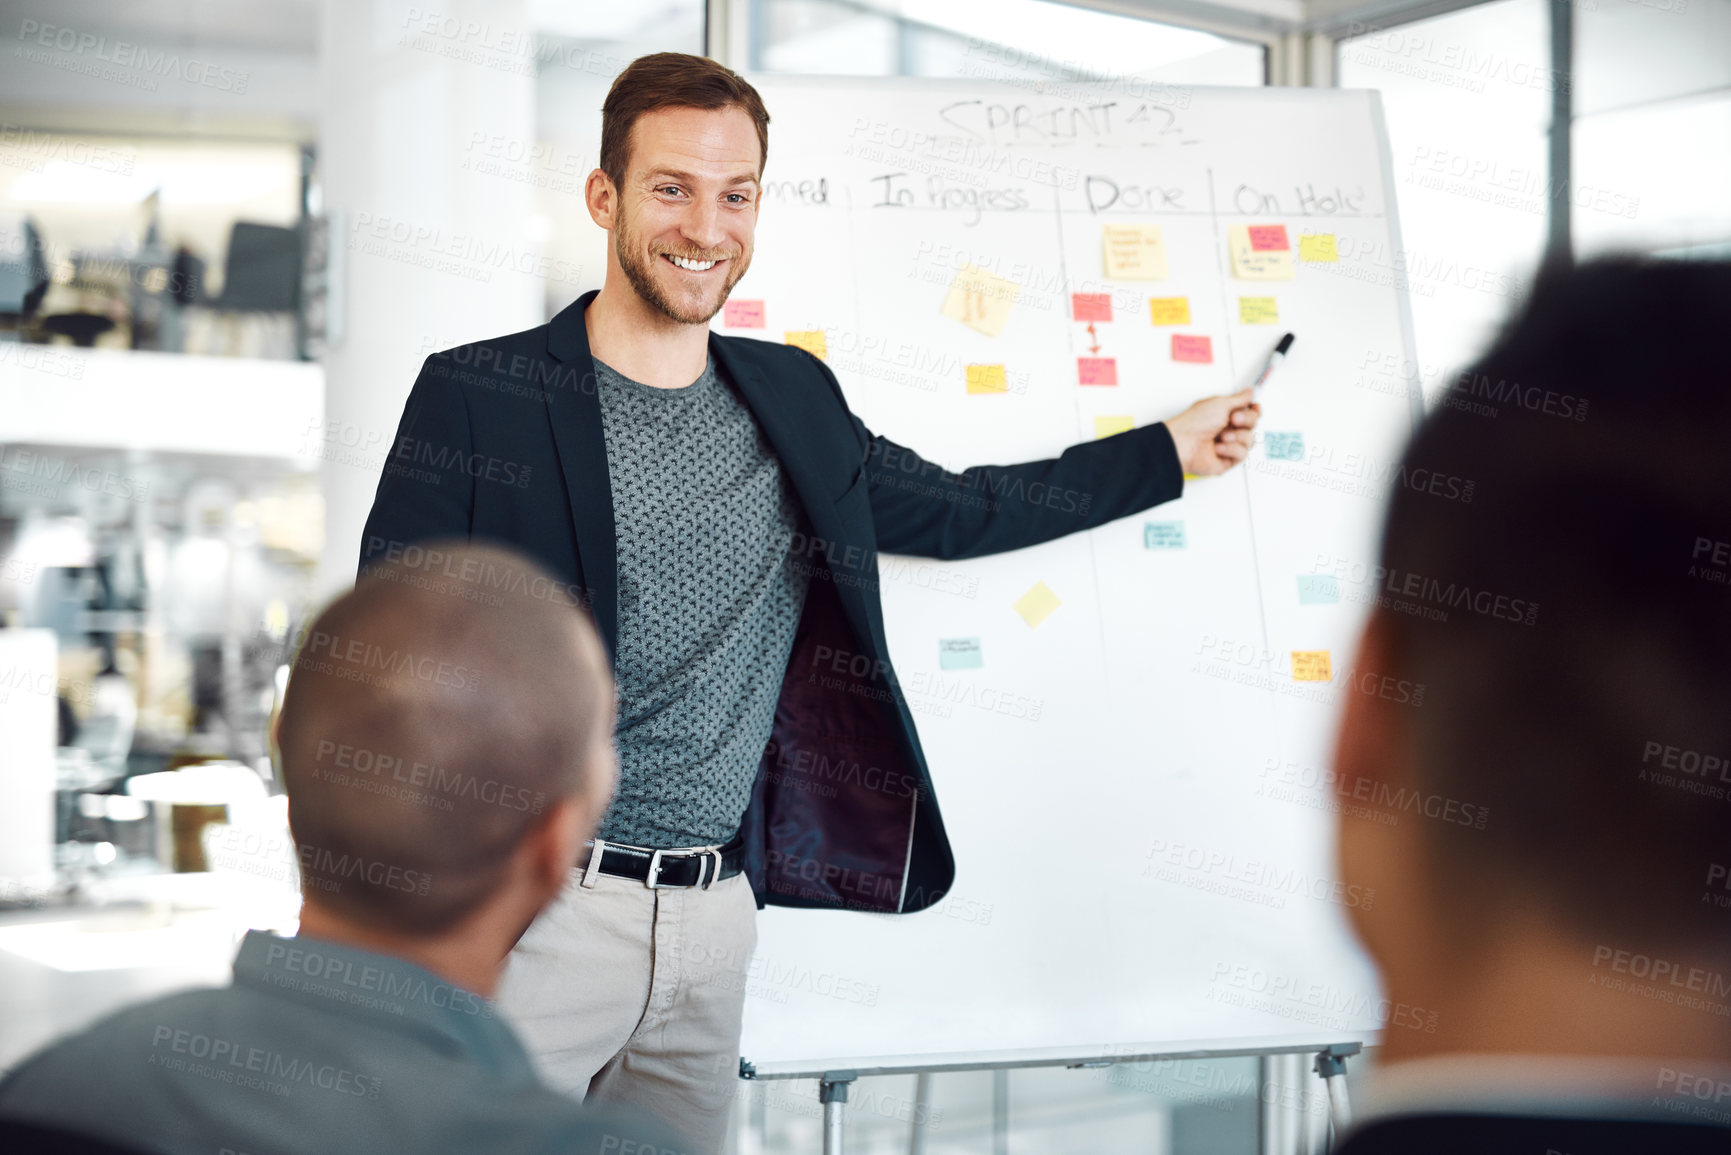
left=992, top=1068, right=1009, bottom=1155
left=1257, top=1055, right=1280, bottom=1155
left=908, top=1073, right=932, bottom=1155
left=820, top=1071, right=855, bottom=1155
left=1313, top=1044, right=1360, bottom=1150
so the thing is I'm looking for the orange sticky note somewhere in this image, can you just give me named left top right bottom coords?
left=966, top=364, right=1007, bottom=394
left=724, top=299, right=765, bottom=327
left=941, top=263, right=1020, bottom=337
left=1171, top=334, right=1212, bottom=364
left=1078, top=357, right=1118, bottom=386
left=784, top=330, right=827, bottom=359
left=1094, top=415, right=1134, bottom=439
left=1148, top=297, right=1191, bottom=326
left=1072, top=293, right=1113, bottom=322
left=1292, top=650, right=1332, bottom=682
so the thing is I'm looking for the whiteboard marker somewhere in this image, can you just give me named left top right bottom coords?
left=1251, top=332, right=1295, bottom=397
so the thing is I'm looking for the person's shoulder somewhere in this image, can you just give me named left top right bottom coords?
left=416, top=321, right=591, bottom=404
left=0, top=985, right=230, bottom=1101
left=420, top=321, right=553, bottom=373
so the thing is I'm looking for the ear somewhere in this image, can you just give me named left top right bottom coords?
left=527, top=796, right=587, bottom=898
left=1333, top=610, right=1416, bottom=956
left=1333, top=610, right=1409, bottom=807
left=585, top=168, right=617, bottom=231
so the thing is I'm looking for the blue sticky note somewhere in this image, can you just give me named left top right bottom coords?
left=939, top=638, right=983, bottom=670
left=1144, top=521, right=1186, bottom=550
left=1297, top=574, right=1340, bottom=605
left=1266, top=431, right=1305, bottom=461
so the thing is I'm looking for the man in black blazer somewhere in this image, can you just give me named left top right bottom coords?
left=1328, top=260, right=1731, bottom=1155
left=361, top=52, right=1259, bottom=1148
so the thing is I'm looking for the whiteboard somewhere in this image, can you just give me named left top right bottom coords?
left=718, top=77, right=1421, bottom=1068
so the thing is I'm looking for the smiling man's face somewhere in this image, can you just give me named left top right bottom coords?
left=608, top=104, right=761, bottom=325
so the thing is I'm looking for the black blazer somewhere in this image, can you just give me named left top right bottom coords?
left=360, top=290, right=1184, bottom=913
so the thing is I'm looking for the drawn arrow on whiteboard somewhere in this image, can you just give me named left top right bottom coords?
left=1086, top=322, right=1101, bottom=354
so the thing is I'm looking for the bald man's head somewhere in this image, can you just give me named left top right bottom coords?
left=277, top=544, right=613, bottom=935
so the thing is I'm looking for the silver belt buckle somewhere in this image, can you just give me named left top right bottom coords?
left=643, top=848, right=668, bottom=890
left=702, top=847, right=724, bottom=890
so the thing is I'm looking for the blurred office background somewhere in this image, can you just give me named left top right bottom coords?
left=0, top=1, right=1725, bottom=1151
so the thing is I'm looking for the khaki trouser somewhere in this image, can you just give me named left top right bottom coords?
left=496, top=866, right=758, bottom=1155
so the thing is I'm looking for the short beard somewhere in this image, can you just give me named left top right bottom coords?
left=615, top=204, right=751, bottom=326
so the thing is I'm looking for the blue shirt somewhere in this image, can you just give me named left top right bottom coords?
left=0, top=930, right=690, bottom=1155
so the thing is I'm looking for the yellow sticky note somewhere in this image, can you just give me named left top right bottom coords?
left=1013, top=581, right=1061, bottom=628
left=1292, top=650, right=1332, bottom=682
left=1102, top=224, right=1168, bottom=280
left=1239, top=297, right=1279, bottom=324
left=1298, top=234, right=1338, bottom=262
left=1228, top=225, right=1296, bottom=281
left=941, top=263, right=1021, bottom=337
left=784, top=330, right=827, bottom=359
left=966, top=364, right=1007, bottom=394
left=1148, top=296, right=1191, bottom=326
left=1094, top=415, right=1135, bottom=439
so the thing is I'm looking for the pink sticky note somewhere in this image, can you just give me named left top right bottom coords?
left=1172, top=334, right=1213, bottom=364
left=1248, top=225, right=1290, bottom=253
left=723, top=299, right=766, bottom=328
left=1071, top=293, right=1113, bottom=322
left=1077, top=357, right=1118, bottom=386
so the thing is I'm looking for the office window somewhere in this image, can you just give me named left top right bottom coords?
left=1337, top=0, right=1552, bottom=392
left=1571, top=0, right=1731, bottom=258
left=749, top=0, right=1266, bottom=86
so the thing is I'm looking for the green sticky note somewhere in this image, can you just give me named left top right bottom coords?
left=939, top=638, right=983, bottom=670
left=1266, top=432, right=1305, bottom=461
left=1144, top=521, right=1187, bottom=550
left=1297, top=574, right=1340, bottom=605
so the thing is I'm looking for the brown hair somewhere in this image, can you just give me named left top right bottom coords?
left=599, top=52, right=770, bottom=189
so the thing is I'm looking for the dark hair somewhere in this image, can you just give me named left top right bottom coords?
left=599, top=52, right=770, bottom=190
left=1376, top=257, right=1731, bottom=952
left=278, top=544, right=611, bottom=935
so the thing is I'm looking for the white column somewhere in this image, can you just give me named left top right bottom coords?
left=0, top=630, right=57, bottom=895
left=315, top=0, right=541, bottom=596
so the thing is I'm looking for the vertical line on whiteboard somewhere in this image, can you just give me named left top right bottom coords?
left=1205, top=167, right=1272, bottom=661
left=1049, top=181, right=1112, bottom=686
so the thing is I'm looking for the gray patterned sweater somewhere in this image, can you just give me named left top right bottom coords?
left=591, top=354, right=811, bottom=848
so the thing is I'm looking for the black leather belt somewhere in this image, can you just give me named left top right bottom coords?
left=585, top=834, right=745, bottom=890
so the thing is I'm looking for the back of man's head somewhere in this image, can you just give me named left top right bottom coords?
left=1350, top=258, right=1731, bottom=965
left=277, top=543, right=613, bottom=936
